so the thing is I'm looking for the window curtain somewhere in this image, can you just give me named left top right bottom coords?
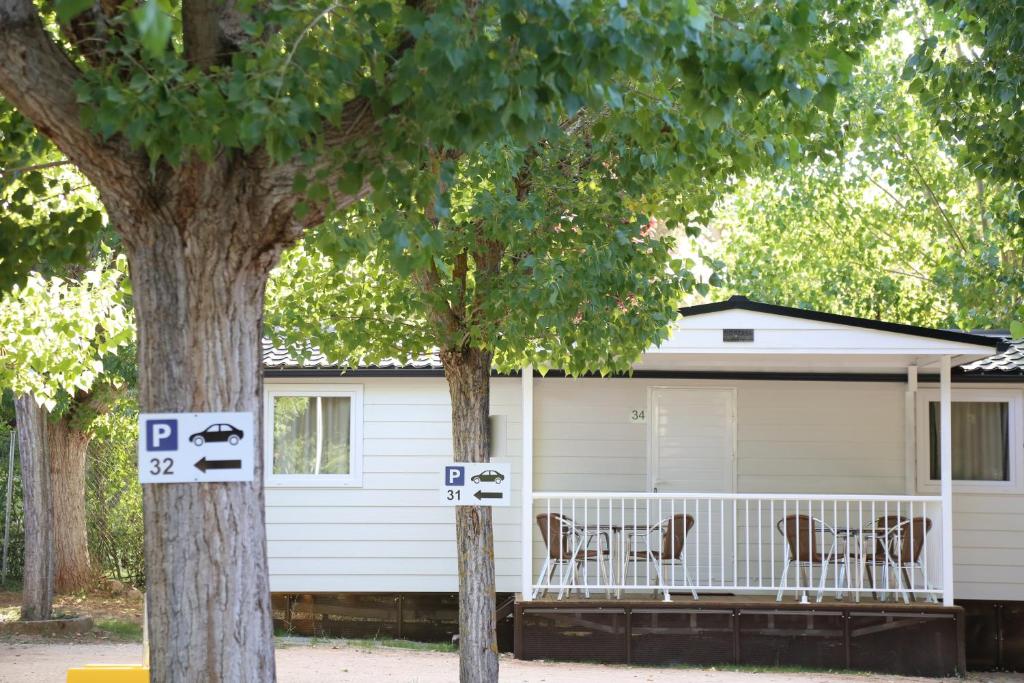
left=929, top=402, right=1009, bottom=481
left=273, top=396, right=318, bottom=474
left=319, top=396, right=351, bottom=475
left=272, top=395, right=351, bottom=475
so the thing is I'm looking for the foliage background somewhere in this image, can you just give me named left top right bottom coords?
left=703, top=17, right=1023, bottom=331
left=0, top=393, right=143, bottom=588
left=0, top=412, right=25, bottom=589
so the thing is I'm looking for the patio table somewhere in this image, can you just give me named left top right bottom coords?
left=578, top=523, right=621, bottom=597
left=831, top=526, right=888, bottom=602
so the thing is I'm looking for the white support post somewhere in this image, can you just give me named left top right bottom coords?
left=520, top=365, right=535, bottom=600
left=940, top=356, right=954, bottom=606
left=904, top=366, right=918, bottom=495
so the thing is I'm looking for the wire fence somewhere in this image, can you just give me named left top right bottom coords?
left=0, top=407, right=144, bottom=589
left=0, top=426, right=24, bottom=586
left=85, top=407, right=145, bottom=588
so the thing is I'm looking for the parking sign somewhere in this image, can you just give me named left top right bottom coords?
left=439, top=462, right=511, bottom=506
left=138, top=412, right=255, bottom=484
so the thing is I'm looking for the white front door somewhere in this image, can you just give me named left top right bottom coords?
left=650, top=387, right=736, bottom=588
left=650, top=387, right=736, bottom=494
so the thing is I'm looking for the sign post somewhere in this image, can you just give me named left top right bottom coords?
left=440, top=463, right=511, bottom=506
left=138, top=412, right=255, bottom=484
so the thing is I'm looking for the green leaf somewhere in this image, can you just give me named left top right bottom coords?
left=54, top=0, right=94, bottom=24
left=1011, top=321, right=1024, bottom=339
left=702, top=106, right=724, bottom=130
left=131, top=0, right=173, bottom=58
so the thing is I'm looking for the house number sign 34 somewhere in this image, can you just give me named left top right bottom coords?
left=630, top=409, right=647, bottom=423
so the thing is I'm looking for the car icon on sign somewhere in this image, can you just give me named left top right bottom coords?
left=189, top=424, right=244, bottom=447
left=471, top=470, right=504, bottom=484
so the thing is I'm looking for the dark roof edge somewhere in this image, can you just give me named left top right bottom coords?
left=678, top=296, right=1001, bottom=349
left=264, top=367, right=1024, bottom=383
left=264, top=368, right=447, bottom=378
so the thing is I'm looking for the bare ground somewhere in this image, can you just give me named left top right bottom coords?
left=0, top=589, right=144, bottom=627
left=1, top=639, right=1022, bottom=683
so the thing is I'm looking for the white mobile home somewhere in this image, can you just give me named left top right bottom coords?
left=262, top=297, right=1024, bottom=674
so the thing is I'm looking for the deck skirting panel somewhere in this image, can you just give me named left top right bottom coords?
left=514, top=598, right=965, bottom=677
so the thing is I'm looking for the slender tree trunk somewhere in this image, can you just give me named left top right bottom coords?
left=119, top=198, right=280, bottom=681
left=441, top=348, right=499, bottom=683
left=48, top=416, right=92, bottom=593
left=15, top=394, right=53, bottom=621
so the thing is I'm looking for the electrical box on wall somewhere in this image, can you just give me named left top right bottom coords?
left=489, top=414, right=507, bottom=459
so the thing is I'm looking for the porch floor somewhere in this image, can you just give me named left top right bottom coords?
left=525, top=592, right=948, bottom=609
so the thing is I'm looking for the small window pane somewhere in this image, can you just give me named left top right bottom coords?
left=929, top=402, right=1009, bottom=481
left=272, top=395, right=352, bottom=476
left=319, top=397, right=351, bottom=475
left=273, top=397, right=318, bottom=474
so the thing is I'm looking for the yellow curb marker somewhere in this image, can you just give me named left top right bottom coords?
left=67, top=665, right=149, bottom=682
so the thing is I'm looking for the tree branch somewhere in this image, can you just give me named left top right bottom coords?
left=182, top=0, right=221, bottom=70
left=181, top=0, right=251, bottom=70
left=0, top=1, right=142, bottom=197
left=0, top=159, right=72, bottom=177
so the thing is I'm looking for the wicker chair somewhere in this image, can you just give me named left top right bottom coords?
left=620, top=513, right=698, bottom=601
left=776, top=514, right=839, bottom=603
left=534, top=513, right=611, bottom=599
left=862, top=516, right=933, bottom=603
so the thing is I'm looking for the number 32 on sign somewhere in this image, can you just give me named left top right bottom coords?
left=138, top=412, right=255, bottom=484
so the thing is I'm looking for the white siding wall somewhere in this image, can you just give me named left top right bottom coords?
left=920, top=382, right=1024, bottom=601
left=533, top=377, right=907, bottom=495
left=265, top=376, right=523, bottom=593
left=265, top=374, right=1024, bottom=602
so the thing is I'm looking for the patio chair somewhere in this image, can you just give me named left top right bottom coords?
left=776, top=514, right=839, bottom=603
left=534, top=513, right=611, bottom=599
left=620, top=513, right=698, bottom=602
left=862, top=516, right=933, bottom=603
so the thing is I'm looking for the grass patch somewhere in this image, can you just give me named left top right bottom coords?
left=95, top=619, right=143, bottom=641
left=0, top=577, right=21, bottom=593
left=347, top=637, right=456, bottom=653
left=666, top=662, right=872, bottom=676
left=273, top=631, right=456, bottom=653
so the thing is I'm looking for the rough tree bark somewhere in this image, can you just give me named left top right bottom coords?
left=14, top=394, right=54, bottom=621
left=440, top=347, right=499, bottom=683
left=48, top=415, right=92, bottom=593
left=111, top=172, right=291, bottom=681
left=0, top=3, right=372, bottom=678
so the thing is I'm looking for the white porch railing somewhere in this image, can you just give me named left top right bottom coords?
left=531, top=493, right=943, bottom=603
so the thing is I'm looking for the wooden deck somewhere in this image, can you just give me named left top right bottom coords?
left=514, top=593, right=965, bottom=677
left=526, top=591, right=945, bottom=608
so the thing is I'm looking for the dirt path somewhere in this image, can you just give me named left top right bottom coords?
left=2, top=639, right=1021, bottom=683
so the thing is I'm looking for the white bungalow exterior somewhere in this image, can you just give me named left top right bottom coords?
left=261, top=296, right=1024, bottom=615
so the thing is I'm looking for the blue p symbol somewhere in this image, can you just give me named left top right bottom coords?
left=446, top=466, right=464, bottom=486
left=147, top=419, right=178, bottom=451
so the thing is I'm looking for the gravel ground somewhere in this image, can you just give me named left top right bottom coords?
left=2, top=638, right=1022, bottom=683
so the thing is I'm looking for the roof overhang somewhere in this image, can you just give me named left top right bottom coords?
left=635, top=296, right=1001, bottom=374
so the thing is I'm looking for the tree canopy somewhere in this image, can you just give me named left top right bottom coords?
left=0, top=98, right=104, bottom=290
left=0, top=252, right=135, bottom=410
left=267, top=0, right=890, bottom=373
left=707, top=20, right=1023, bottom=331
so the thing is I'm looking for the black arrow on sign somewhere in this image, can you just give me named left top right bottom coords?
left=474, top=491, right=503, bottom=500
left=194, top=457, right=242, bottom=473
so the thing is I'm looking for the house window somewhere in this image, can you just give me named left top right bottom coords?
left=928, top=402, right=1009, bottom=481
left=918, top=389, right=1022, bottom=492
left=266, top=386, right=363, bottom=486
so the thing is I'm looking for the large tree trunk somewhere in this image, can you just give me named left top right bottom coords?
left=117, top=191, right=282, bottom=682
left=14, top=394, right=54, bottom=621
left=440, top=348, right=499, bottom=683
left=48, top=416, right=92, bottom=593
